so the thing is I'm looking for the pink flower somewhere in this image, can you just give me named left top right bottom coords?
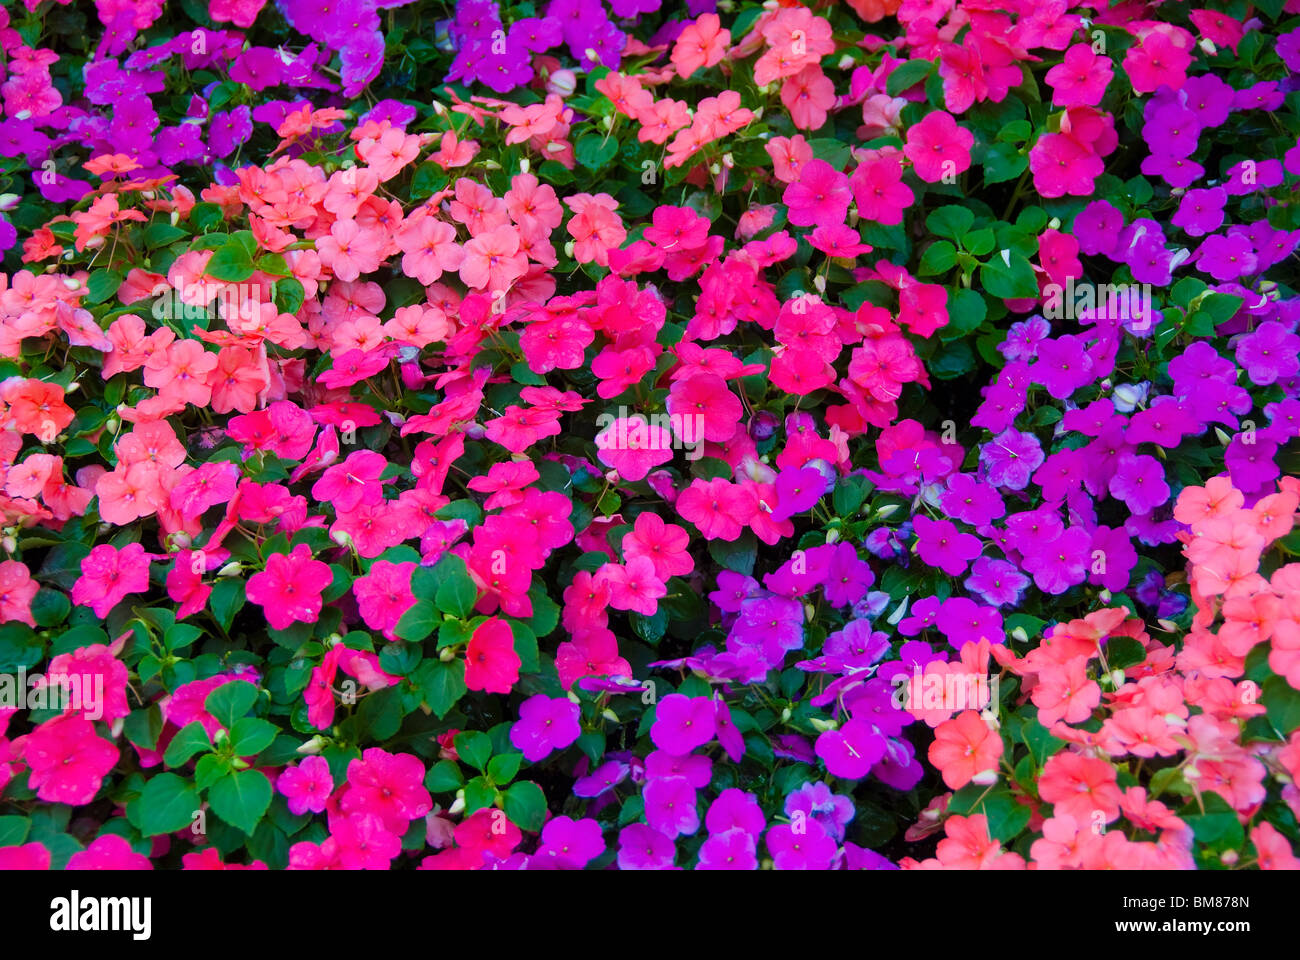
left=245, top=543, right=331, bottom=630
left=339, top=747, right=433, bottom=835
left=44, top=644, right=130, bottom=722
left=464, top=616, right=522, bottom=694
left=598, top=557, right=668, bottom=616
left=277, top=755, right=334, bottom=816
left=783, top=158, right=852, bottom=228
left=595, top=415, right=675, bottom=481
left=66, top=834, right=152, bottom=869
left=24, top=714, right=119, bottom=806
left=353, top=560, right=417, bottom=642
left=71, top=543, right=151, bottom=619
left=0, top=560, right=39, bottom=627
left=0, top=843, right=50, bottom=869
left=903, top=111, right=974, bottom=183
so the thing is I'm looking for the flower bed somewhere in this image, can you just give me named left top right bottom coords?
left=0, top=0, right=1298, bottom=870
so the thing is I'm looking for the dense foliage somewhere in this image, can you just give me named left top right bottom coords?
left=0, top=0, right=1299, bottom=870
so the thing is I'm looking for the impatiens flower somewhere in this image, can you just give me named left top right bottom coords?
left=643, top=775, right=700, bottom=838
left=903, top=111, right=973, bottom=183
left=510, top=694, right=581, bottom=762
left=913, top=515, right=982, bottom=577
left=277, top=755, right=334, bottom=816
left=617, top=823, right=677, bottom=870
left=928, top=710, right=1002, bottom=790
left=245, top=544, right=331, bottom=631
left=765, top=817, right=837, bottom=869
left=783, top=158, right=852, bottom=228
left=464, top=617, right=522, bottom=694
left=66, top=834, right=152, bottom=870
left=24, top=714, right=119, bottom=806
left=71, top=543, right=151, bottom=618
left=651, top=694, right=717, bottom=755
left=536, top=816, right=606, bottom=868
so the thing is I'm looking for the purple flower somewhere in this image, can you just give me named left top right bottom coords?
left=935, top=596, right=1004, bottom=648
left=997, top=315, right=1051, bottom=362
left=155, top=124, right=206, bottom=165
left=573, top=759, right=629, bottom=798
left=784, top=781, right=854, bottom=843
left=1126, top=397, right=1196, bottom=447
left=822, top=542, right=874, bottom=607
left=913, top=515, right=982, bottom=576
left=1088, top=525, right=1138, bottom=592
left=645, top=749, right=712, bottom=788
left=208, top=106, right=253, bottom=158
left=1195, top=234, right=1258, bottom=282
left=872, top=736, right=925, bottom=790
left=1108, top=453, right=1170, bottom=514
left=771, top=465, right=828, bottom=521
left=764, top=544, right=832, bottom=598
left=536, top=816, right=605, bottom=867
left=1225, top=434, right=1280, bottom=494
left=617, top=823, right=677, bottom=870
left=229, top=47, right=286, bottom=90
left=709, top=570, right=758, bottom=613
left=1006, top=504, right=1065, bottom=551
left=1020, top=526, right=1092, bottom=595
left=815, top=718, right=886, bottom=780
left=964, top=556, right=1030, bottom=608
left=1074, top=199, right=1125, bottom=257
left=941, top=472, right=1006, bottom=526
left=1180, top=73, right=1234, bottom=127
left=971, top=382, right=1027, bottom=434
left=643, top=776, right=700, bottom=838
left=697, top=828, right=758, bottom=870
left=1171, top=187, right=1226, bottom=237
left=898, top=595, right=942, bottom=636
left=714, top=697, right=745, bottom=762
left=1143, top=103, right=1200, bottom=158
left=509, top=17, right=563, bottom=51
left=509, top=694, right=581, bottom=762
left=706, top=788, right=766, bottom=836
left=732, top=595, right=804, bottom=662
left=980, top=429, right=1044, bottom=490
left=1235, top=321, right=1300, bottom=386
left=649, top=694, right=716, bottom=755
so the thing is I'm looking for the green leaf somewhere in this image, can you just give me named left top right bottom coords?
left=1263, top=676, right=1300, bottom=735
left=455, top=730, right=493, bottom=772
left=707, top=531, right=757, bottom=576
left=917, top=240, right=957, bottom=276
left=575, top=134, right=619, bottom=172
left=0, top=815, right=30, bottom=847
left=1179, top=793, right=1244, bottom=855
left=487, top=752, right=523, bottom=786
left=502, top=780, right=547, bottom=832
left=435, top=563, right=478, bottom=619
left=886, top=58, right=933, bottom=96
left=230, top=717, right=279, bottom=757
left=395, top=599, right=438, bottom=642
left=417, top=659, right=466, bottom=719
left=209, top=579, right=245, bottom=632
left=462, top=776, right=497, bottom=815
left=980, top=251, right=1038, bottom=299
left=425, top=759, right=464, bottom=793
left=204, top=680, right=259, bottom=728
left=138, top=773, right=201, bottom=837
left=205, top=242, right=256, bottom=282
left=163, top=721, right=214, bottom=768
left=123, top=705, right=164, bottom=751
left=86, top=269, right=123, bottom=304
left=208, top=770, right=273, bottom=836
left=925, top=206, right=975, bottom=242
left=30, top=588, right=71, bottom=628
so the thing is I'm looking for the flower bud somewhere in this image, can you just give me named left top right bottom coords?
left=217, top=561, right=242, bottom=577
left=970, top=767, right=999, bottom=786
left=440, top=647, right=456, bottom=662
left=809, top=717, right=838, bottom=733
left=296, top=736, right=327, bottom=755
left=448, top=790, right=466, bottom=816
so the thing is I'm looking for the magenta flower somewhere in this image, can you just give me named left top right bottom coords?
left=815, top=718, right=886, bottom=780
left=980, top=429, right=1045, bottom=491
left=510, top=694, right=581, bottom=762
left=24, top=714, right=119, bottom=806
left=765, top=818, right=838, bottom=869
left=278, top=756, right=335, bottom=816
left=245, top=543, right=331, bottom=630
left=643, top=775, right=700, bottom=838
left=71, top=543, right=151, bottom=619
left=340, top=748, right=433, bottom=835
left=67, top=834, right=152, bottom=870
left=1108, top=453, right=1170, bottom=515
left=617, top=823, right=677, bottom=870
left=912, top=515, right=982, bottom=577
left=783, top=158, right=851, bottom=227
left=697, top=828, right=758, bottom=870
left=650, top=694, right=717, bottom=755
left=537, top=816, right=606, bottom=868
